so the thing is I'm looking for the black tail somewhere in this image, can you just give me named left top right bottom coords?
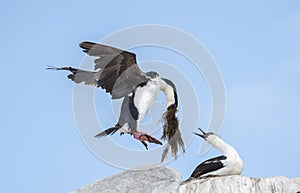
left=94, top=125, right=121, bottom=138
left=47, top=66, right=98, bottom=86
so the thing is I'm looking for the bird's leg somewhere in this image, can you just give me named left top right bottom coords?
left=133, top=131, right=163, bottom=149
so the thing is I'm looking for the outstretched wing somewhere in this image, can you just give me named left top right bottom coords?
left=79, top=41, right=149, bottom=99
left=190, top=155, right=226, bottom=178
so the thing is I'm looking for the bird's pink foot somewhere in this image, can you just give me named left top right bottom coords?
left=133, top=131, right=162, bottom=150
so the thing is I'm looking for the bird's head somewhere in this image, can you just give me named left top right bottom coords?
left=193, top=128, right=219, bottom=144
left=146, top=71, right=159, bottom=78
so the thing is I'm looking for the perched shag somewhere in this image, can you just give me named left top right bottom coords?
left=184, top=128, right=243, bottom=182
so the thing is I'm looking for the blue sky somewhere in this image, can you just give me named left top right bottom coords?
left=1, top=1, right=300, bottom=193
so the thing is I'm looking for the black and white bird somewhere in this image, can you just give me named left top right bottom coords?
left=48, top=41, right=185, bottom=161
left=184, top=128, right=243, bottom=182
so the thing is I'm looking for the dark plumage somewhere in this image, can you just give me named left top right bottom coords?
left=190, top=155, right=226, bottom=178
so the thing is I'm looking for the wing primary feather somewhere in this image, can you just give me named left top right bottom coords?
left=190, top=155, right=227, bottom=178
left=78, top=41, right=148, bottom=99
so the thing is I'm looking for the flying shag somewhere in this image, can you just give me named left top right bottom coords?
left=48, top=41, right=185, bottom=161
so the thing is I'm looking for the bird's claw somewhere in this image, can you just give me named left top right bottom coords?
left=140, top=141, right=148, bottom=150
left=133, top=132, right=162, bottom=149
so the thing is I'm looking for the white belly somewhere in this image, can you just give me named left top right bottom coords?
left=119, top=122, right=130, bottom=133
left=134, top=81, right=160, bottom=125
left=204, top=157, right=243, bottom=177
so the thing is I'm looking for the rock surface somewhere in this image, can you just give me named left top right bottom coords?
left=72, top=165, right=300, bottom=193
left=72, top=165, right=181, bottom=193
left=180, top=175, right=300, bottom=193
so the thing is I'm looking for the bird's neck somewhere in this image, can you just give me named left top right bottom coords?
left=211, top=137, right=239, bottom=157
left=161, top=85, right=176, bottom=107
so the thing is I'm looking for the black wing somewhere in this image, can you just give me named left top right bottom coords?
left=79, top=42, right=149, bottom=99
left=190, top=155, right=226, bottom=178
left=49, top=42, right=149, bottom=99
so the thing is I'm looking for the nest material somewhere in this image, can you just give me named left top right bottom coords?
left=161, top=105, right=185, bottom=162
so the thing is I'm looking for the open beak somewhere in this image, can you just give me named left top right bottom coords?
left=193, top=128, right=206, bottom=139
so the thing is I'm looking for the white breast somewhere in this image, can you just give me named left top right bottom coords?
left=134, top=80, right=161, bottom=125
left=219, top=155, right=243, bottom=176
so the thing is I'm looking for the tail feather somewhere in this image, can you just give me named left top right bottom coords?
left=94, top=125, right=120, bottom=138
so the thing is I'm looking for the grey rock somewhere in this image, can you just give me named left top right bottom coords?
left=72, top=165, right=300, bottom=193
left=180, top=175, right=300, bottom=193
left=72, top=165, right=181, bottom=193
